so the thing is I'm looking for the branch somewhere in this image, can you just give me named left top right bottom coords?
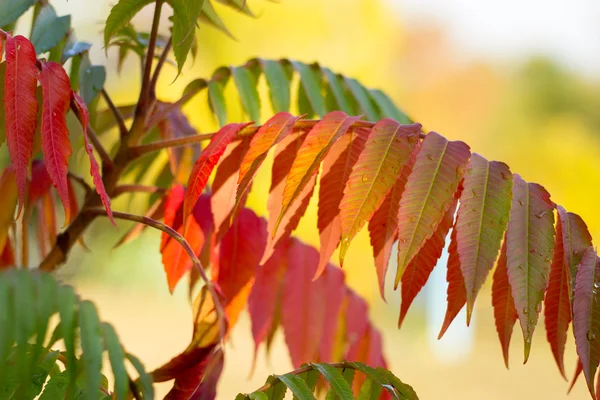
left=149, top=36, right=172, bottom=100
left=85, top=207, right=227, bottom=339
left=101, top=88, right=128, bottom=138
left=113, top=184, right=167, bottom=198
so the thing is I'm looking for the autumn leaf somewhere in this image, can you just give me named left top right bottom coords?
left=39, top=61, right=73, bottom=225
left=395, top=131, right=470, bottom=288
left=4, top=35, right=39, bottom=218
left=505, top=175, right=555, bottom=362
left=71, top=91, right=115, bottom=226
left=339, top=120, right=421, bottom=264
left=557, top=207, right=593, bottom=299
left=438, top=227, right=467, bottom=339
left=318, top=265, right=346, bottom=362
left=0, top=167, right=17, bottom=252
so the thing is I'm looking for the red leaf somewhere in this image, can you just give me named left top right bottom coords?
left=38, top=62, right=72, bottom=225
left=395, top=131, right=470, bottom=288
left=569, top=358, right=583, bottom=393
left=4, top=35, right=39, bottom=218
left=557, top=206, right=593, bottom=298
left=573, top=247, right=600, bottom=397
left=505, top=175, right=555, bottom=362
left=318, top=265, right=346, bottom=362
left=339, top=121, right=421, bottom=264
left=27, top=160, right=52, bottom=207
left=438, top=227, right=467, bottom=339
left=161, top=184, right=185, bottom=245
left=346, top=323, right=386, bottom=394
left=71, top=91, right=115, bottom=226
left=368, top=141, right=419, bottom=298
left=282, top=239, right=326, bottom=367
left=236, top=112, right=299, bottom=210
left=317, top=127, right=368, bottom=277
left=214, top=208, right=266, bottom=328
left=456, top=154, right=512, bottom=321
left=345, top=289, right=369, bottom=351
left=0, top=36, right=3, bottom=63
left=276, top=111, right=360, bottom=233
left=0, top=237, right=15, bottom=269
left=491, top=238, right=518, bottom=368
left=544, top=211, right=570, bottom=378
left=210, top=138, right=250, bottom=242
left=184, top=123, right=250, bottom=222
left=398, top=198, right=457, bottom=328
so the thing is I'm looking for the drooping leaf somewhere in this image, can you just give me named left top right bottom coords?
left=313, top=363, right=354, bottom=400
left=198, top=0, right=234, bottom=38
left=79, top=300, right=103, bottom=398
left=30, top=5, right=71, bottom=54
left=368, top=89, right=411, bottom=124
left=282, top=239, right=326, bottom=367
left=322, top=68, right=352, bottom=114
left=395, top=131, right=470, bottom=287
left=278, top=373, right=316, bottom=400
left=343, top=78, right=379, bottom=121
left=398, top=199, right=457, bottom=328
left=0, top=0, right=36, bottom=27
left=492, top=238, right=518, bottom=368
left=208, top=81, right=227, bottom=127
left=39, top=62, right=73, bottom=225
left=167, top=0, right=205, bottom=73
left=339, top=120, right=421, bottom=264
left=127, top=353, right=154, bottom=399
left=368, top=141, right=418, bottom=297
left=291, top=61, right=327, bottom=117
left=232, top=66, right=261, bottom=122
left=456, top=154, right=512, bottom=321
left=505, top=175, right=555, bottom=362
left=318, top=266, right=346, bottom=363
left=344, top=290, right=370, bottom=353
left=71, top=91, right=115, bottom=226
left=544, top=211, right=570, bottom=377
left=277, top=112, right=360, bottom=234
left=102, top=323, right=129, bottom=400
left=103, top=0, right=154, bottom=49
left=260, top=59, right=291, bottom=112
left=184, top=123, right=250, bottom=222
left=0, top=167, right=17, bottom=252
left=4, top=35, right=39, bottom=218
left=438, top=227, right=467, bottom=339
left=573, top=247, right=600, bottom=397
left=79, top=60, right=106, bottom=106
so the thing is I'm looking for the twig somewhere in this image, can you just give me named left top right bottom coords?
left=113, top=184, right=167, bottom=198
left=85, top=207, right=227, bottom=339
left=67, top=172, right=92, bottom=193
left=149, top=36, right=172, bottom=100
left=101, top=88, right=128, bottom=138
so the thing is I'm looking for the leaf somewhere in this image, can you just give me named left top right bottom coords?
left=215, top=0, right=255, bottom=16
left=214, top=208, right=266, bottom=327
left=4, top=35, right=39, bottom=218
left=343, top=78, right=379, bottom=121
left=544, top=211, right=570, bottom=377
left=208, top=81, right=227, bottom=127
left=368, top=89, right=411, bottom=124
left=344, top=290, right=370, bottom=353
left=127, top=354, right=154, bottom=399
left=62, top=41, right=92, bottom=63
left=30, top=5, right=71, bottom=54
left=0, top=63, right=6, bottom=146
left=102, top=323, right=129, bottom=400
left=79, top=63, right=106, bottom=106
left=318, top=266, right=346, bottom=362
left=368, top=141, right=418, bottom=297
left=79, top=300, right=103, bottom=398
left=339, top=120, right=421, bottom=264
left=261, top=60, right=291, bottom=112
left=395, top=131, right=470, bottom=287
left=232, top=66, right=261, bottom=122
left=282, top=240, right=326, bottom=367
left=505, top=175, right=555, bottom=362
left=71, top=91, right=115, bottom=226
left=198, top=1, right=234, bottom=38
left=491, top=238, right=518, bottom=368
left=184, top=123, right=250, bottom=222
left=277, top=112, right=360, bottom=234
left=277, top=373, right=316, bottom=400
left=103, top=0, right=154, bottom=49
left=58, top=285, right=77, bottom=391
left=291, top=62, right=327, bottom=117
left=167, top=0, right=205, bottom=73
left=438, top=227, right=467, bottom=339
left=456, top=154, right=512, bottom=321
left=39, top=62, right=73, bottom=225
left=573, top=247, right=600, bottom=397
left=313, top=363, right=354, bottom=400
left=398, top=199, right=457, bottom=328
left=0, top=0, right=36, bottom=27
left=322, top=68, right=352, bottom=114
left=0, top=167, right=17, bottom=252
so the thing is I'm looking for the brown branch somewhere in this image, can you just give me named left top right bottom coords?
left=85, top=208, right=227, bottom=339
left=113, top=184, right=167, bottom=198
left=101, top=88, right=128, bottom=138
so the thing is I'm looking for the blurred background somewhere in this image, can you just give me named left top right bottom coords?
left=12, top=0, right=600, bottom=398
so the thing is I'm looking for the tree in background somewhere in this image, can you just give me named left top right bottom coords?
left=0, top=0, right=598, bottom=399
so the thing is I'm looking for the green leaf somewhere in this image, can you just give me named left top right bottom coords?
left=79, top=301, right=103, bottom=398
left=248, top=392, right=268, bottom=400
left=261, top=59, right=291, bottom=112
left=343, top=77, right=379, bottom=121
left=322, top=68, right=352, bottom=113
left=297, top=82, right=314, bottom=118
left=102, top=323, right=129, bottom=400
left=62, top=41, right=92, bottom=63
left=0, top=0, right=36, bottom=27
left=39, top=371, right=81, bottom=400
left=30, top=5, right=71, bottom=54
left=368, top=89, right=411, bottom=123
left=215, top=0, right=255, bottom=17
left=377, top=368, right=419, bottom=400
left=127, top=354, right=154, bottom=398
left=0, top=275, right=13, bottom=387
left=264, top=377, right=287, bottom=400
left=208, top=81, right=228, bottom=127
left=357, top=378, right=382, bottom=400
left=199, top=0, right=235, bottom=38
left=25, top=350, right=60, bottom=399
left=313, top=363, right=354, bottom=400
left=167, top=0, right=205, bottom=73
left=103, top=0, right=154, bottom=49
left=277, top=373, right=316, bottom=400
left=291, top=61, right=327, bottom=117
left=57, top=285, right=77, bottom=390
left=79, top=61, right=106, bottom=106
left=14, top=271, right=35, bottom=384
left=232, top=66, right=261, bottom=122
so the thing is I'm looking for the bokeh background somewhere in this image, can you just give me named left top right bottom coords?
left=12, top=0, right=600, bottom=398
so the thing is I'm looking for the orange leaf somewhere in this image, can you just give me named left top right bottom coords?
left=4, top=35, right=39, bottom=218
left=339, top=120, right=421, bottom=264
left=438, top=227, right=467, bottom=339
left=39, top=62, right=72, bottom=225
left=71, top=91, right=115, bottom=226
left=317, top=127, right=368, bottom=277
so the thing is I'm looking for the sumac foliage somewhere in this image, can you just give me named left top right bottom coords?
left=0, top=0, right=596, bottom=399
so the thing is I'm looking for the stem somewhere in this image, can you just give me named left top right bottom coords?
left=101, top=88, right=128, bottom=138
left=85, top=208, right=227, bottom=339
left=113, top=184, right=166, bottom=198
left=128, top=0, right=164, bottom=146
left=149, top=37, right=172, bottom=100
